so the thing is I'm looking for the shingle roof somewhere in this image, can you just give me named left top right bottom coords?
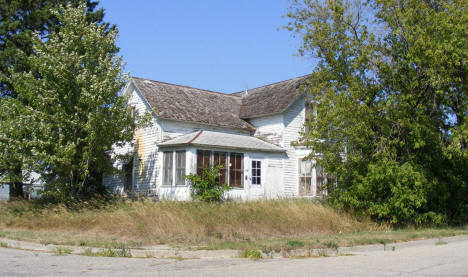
left=131, top=75, right=310, bottom=129
left=132, top=78, right=254, bottom=131
left=158, top=130, right=285, bottom=153
left=237, top=75, right=311, bottom=118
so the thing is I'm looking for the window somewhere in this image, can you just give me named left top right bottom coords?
left=229, top=153, right=244, bottom=188
left=130, top=106, right=137, bottom=119
left=123, top=157, right=133, bottom=192
left=299, top=159, right=313, bottom=196
left=299, top=159, right=333, bottom=197
left=195, top=150, right=244, bottom=188
left=196, top=150, right=211, bottom=176
left=175, top=151, right=186, bottom=186
left=162, top=152, right=173, bottom=186
left=213, top=152, right=228, bottom=185
left=251, top=160, right=261, bottom=185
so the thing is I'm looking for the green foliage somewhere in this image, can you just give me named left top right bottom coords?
left=287, top=0, right=467, bottom=225
left=2, top=3, right=133, bottom=201
left=185, top=165, right=231, bottom=202
left=286, top=240, right=305, bottom=248
left=241, top=248, right=262, bottom=260
left=0, top=0, right=107, bottom=199
left=53, top=246, right=72, bottom=255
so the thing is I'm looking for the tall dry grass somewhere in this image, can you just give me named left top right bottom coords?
left=0, top=199, right=381, bottom=245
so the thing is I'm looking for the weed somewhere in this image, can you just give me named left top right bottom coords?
left=0, top=242, right=8, bottom=248
left=81, top=248, right=94, bottom=256
left=53, top=246, right=72, bottom=255
left=392, top=246, right=396, bottom=251
left=286, top=240, right=305, bottom=248
left=117, top=244, right=132, bottom=257
left=315, top=248, right=328, bottom=257
left=241, top=249, right=262, bottom=260
left=323, top=241, right=339, bottom=251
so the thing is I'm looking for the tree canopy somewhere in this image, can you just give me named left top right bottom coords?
left=0, top=0, right=108, bottom=198
left=287, top=0, right=467, bottom=224
left=1, top=3, right=133, bottom=201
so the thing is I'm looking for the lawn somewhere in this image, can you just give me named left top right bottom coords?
left=0, top=199, right=466, bottom=251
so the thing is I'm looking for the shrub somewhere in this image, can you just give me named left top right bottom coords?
left=241, top=249, right=262, bottom=260
left=185, top=165, right=230, bottom=202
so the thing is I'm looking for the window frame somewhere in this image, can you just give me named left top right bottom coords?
left=162, top=151, right=173, bottom=186
left=298, top=158, right=314, bottom=196
left=195, top=150, right=244, bottom=189
left=251, top=160, right=262, bottom=186
left=175, top=151, right=186, bottom=186
left=229, top=152, right=244, bottom=188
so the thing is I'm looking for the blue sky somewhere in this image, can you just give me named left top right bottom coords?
left=98, top=0, right=315, bottom=93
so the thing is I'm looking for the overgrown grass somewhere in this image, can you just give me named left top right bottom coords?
left=0, top=199, right=377, bottom=245
left=0, top=199, right=466, bottom=251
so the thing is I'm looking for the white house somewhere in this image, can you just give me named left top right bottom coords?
left=103, top=75, right=331, bottom=200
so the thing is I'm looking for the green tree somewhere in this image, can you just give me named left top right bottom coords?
left=287, top=0, right=467, bottom=224
left=3, top=3, right=133, bottom=201
left=0, top=0, right=107, bottom=199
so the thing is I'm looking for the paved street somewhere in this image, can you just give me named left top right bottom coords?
left=2, top=237, right=468, bottom=276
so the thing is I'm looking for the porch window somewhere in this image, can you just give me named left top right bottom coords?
left=251, top=160, right=261, bottom=185
left=196, top=150, right=211, bottom=176
left=213, top=151, right=228, bottom=185
left=299, top=159, right=313, bottom=196
left=195, top=150, right=244, bottom=188
left=162, top=151, right=173, bottom=186
left=175, top=151, right=186, bottom=186
left=229, top=153, right=243, bottom=188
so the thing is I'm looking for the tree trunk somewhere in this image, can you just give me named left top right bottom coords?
left=9, top=165, right=23, bottom=200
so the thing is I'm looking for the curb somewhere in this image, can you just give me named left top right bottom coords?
left=2, top=235, right=467, bottom=259
left=0, top=238, right=238, bottom=259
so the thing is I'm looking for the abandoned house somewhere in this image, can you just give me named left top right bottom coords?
left=103, top=75, right=333, bottom=200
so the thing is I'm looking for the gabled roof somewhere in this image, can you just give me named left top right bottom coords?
left=236, top=75, right=311, bottom=119
left=131, top=75, right=310, bottom=130
left=132, top=78, right=254, bottom=131
left=158, top=130, right=285, bottom=153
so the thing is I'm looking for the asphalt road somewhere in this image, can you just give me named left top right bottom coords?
left=2, top=237, right=468, bottom=277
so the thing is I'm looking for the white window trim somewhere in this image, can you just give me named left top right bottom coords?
left=251, top=159, right=262, bottom=186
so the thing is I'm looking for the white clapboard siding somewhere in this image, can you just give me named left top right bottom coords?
left=282, top=96, right=306, bottom=196
left=250, top=114, right=284, bottom=146
left=103, top=86, right=162, bottom=195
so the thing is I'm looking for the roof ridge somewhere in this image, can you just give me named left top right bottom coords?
left=230, top=74, right=311, bottom=95
left=132, top=77, right=241, bottom=98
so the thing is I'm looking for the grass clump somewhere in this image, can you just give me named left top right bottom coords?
left=241, top=249, right=262, bottom=260
left=53, top=246, right=72, bottom=255
left=286, top=240, right=305, bottom=248
left=80, top=245, right=132, bottom=258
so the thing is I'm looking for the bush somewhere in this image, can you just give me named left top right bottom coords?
left=185, top=165, right=230, bottom=202
left=241, top=249, right=262, bottom=260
